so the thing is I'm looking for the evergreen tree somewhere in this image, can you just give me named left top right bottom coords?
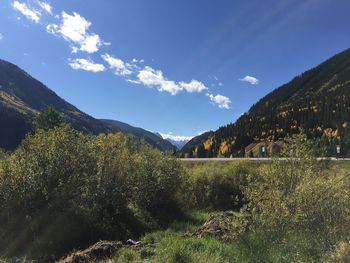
left=34, top=106, right=64, bottom=131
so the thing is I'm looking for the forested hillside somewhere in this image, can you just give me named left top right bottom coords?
left=182, top=48, right=350, bottom=157
left=101, top=119, right=174, bottom=151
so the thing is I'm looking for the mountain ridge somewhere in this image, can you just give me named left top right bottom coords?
left=181, top=48, right=350, bottom=157
left=100, top=119, right=174, bottom=151
left=0, top=59, right=173, bottom=151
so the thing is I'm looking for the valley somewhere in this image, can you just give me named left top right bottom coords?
left=1, top=1, right=350, bottom=262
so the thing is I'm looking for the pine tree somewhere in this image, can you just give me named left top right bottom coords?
left=34, top=106, right=64, bottom=131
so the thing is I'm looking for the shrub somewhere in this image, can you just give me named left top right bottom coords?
left=187, top=162, right=252, bottom=210
left=88, top=133, right=139, bottom=237
left=243, top=134, right=350, bottom=244
left=131, top=147, right=186, bottom=224
left=0, top=126, right=97, bottom=258
left=0, top=126, right=185, bottom=260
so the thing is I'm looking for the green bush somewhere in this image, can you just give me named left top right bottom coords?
left=0, top=126, right=96, bottom=258
left=243, top=134, right=350, bottom=244
left=0, top=126, right=185, bottom=260
left=131, top=148, right=186, bottom=223
left=88, top=133, right=139, bottom=237
left=186, top=162, right=252, bottom=210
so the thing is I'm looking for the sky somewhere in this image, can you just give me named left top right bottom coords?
left=1, top=0, right=350, bottom=141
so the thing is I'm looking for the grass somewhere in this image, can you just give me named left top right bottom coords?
left=104, top=160, right=350, bottom=263
left=101, top=211, right=332, bottom=263
left=331, top=160, right=350, bottom=176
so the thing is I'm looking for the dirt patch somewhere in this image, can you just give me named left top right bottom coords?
left=58, top=240, right=122, bottom=263
left=185, top=211, right=249, bottom=241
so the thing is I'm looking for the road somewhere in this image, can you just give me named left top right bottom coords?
left=179, top=157, right=350, bottom=162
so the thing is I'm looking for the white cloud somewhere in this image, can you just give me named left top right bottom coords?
left=12, top=1, right=41, bottom=23
left=239, top=75, right=259, bottom=85
left=79, top=34, right=102, bottom=53
left=68, top=58, right=105, bottom=72
left=218, top=82, right=223, bottom=86
left=207, top=93, right=231, bottom=109
left=159, top=132, right=193, bottom=142
left=0, top=33, right=3, bottom=40
left=37, top=1, right=52, bottom=14
left=137, top=66, right=182, bottom=95
left=179, top=80, right=207, bottom=93
left=46, top=23, right=57, bottom=34
left=126, top=79, right=141, bottom=84
left=137, top=67, right=209, bottom=95
left=102, top=53, right=133, bottom=76
left=47, top=11, right=104, bottom=53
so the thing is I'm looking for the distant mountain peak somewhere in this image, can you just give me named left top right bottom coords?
left=157, top=132, right=193, bottom=150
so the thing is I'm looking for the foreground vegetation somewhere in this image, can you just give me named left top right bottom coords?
left=0, top=121, right=349, bottom=262
left=0, top=125, right=185, bottom=260
left=101, top=212, right=350, bottom=263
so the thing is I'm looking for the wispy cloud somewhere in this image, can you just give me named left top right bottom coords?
left=47, top=11, right=105, bottom=53
left=208, top=75, right=224, bottom=88
left=0, top=33, right=3, bottom=40
left=126, top=79, right=141, bottom=84
left=102, top=53, right=133, bottom=76
left=12, top=1, right=41, bottom=23
left=207, top=93, right=231, bottom=109
left=132, top=58, right=144, bottom=63
left=239, top=75, right=259, bottom=85
left=37, top=0, right=52, bottom=14
left=69, top=58, right=105, bottom=72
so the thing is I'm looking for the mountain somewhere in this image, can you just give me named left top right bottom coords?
left=100, top=120, right=174, bottom=151
left=0, top=59, right=173, bottom=151
left=182, top=48, right=350, bottom=157
left=164, top=138, right=189, bottom=150
left=180, top=131, right=214, bottom=156
left=153, top=132, right=191, bottom=150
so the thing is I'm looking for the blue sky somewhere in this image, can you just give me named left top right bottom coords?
left=1, top=0, right=350, bottom=140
